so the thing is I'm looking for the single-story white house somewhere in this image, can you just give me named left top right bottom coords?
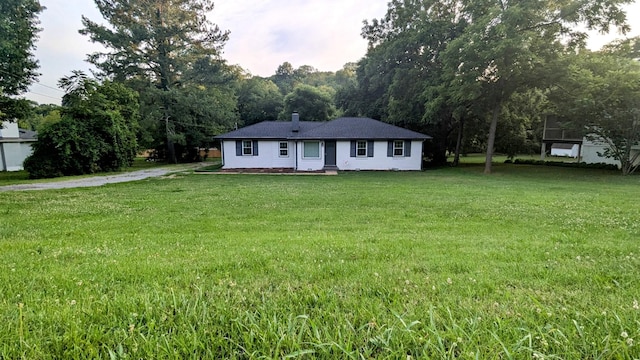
left=0, top=122, right=37, bottom=171
left=215, top=114, right=431, bottom=171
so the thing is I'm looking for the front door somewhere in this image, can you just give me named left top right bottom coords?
left=324, top=140, right=336, bottom=167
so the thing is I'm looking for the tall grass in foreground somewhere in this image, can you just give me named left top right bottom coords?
left=0, top=165, right=639, bottom=359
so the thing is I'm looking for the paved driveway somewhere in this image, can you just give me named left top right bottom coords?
left=0, top=164, right=201, bottom=192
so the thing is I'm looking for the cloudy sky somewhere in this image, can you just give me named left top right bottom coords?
left=26, top=0, right=640, bottom=105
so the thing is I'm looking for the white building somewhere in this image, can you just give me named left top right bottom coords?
left=215, top=114, right=431, bottom=172
left=0, top=122, right=37, bottom=171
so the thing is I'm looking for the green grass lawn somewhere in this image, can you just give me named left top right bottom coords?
left=1, top=165, right=638, bottom=358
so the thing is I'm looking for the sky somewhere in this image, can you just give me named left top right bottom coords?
left=25, top=0, right=640, bottom=105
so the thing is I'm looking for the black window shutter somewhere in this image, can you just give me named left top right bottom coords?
left=253, top=141, right=259, bottom=156
left=236, top=140, right=242, bottom=156
left=367, top=140, right=374, bottom=157
left=387, top=141, right=393, bottom=157
left=350, top=141, right=356, bottom=157
left=404, top=140, right=411, bottom=157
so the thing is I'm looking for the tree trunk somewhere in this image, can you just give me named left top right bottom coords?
left=484, top=103, right=500, bottom=174
left=164, top=112, right=177, bottom=164
left=453, top=117, right=464, bottom=167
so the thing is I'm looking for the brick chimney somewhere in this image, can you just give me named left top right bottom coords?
left=292, top=112, right=300, bottom=132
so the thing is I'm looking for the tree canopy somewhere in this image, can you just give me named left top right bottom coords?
left=0, top=0, right=43, bottom=120
left=346, top=0, right=633, bottom=171
left=81, top=0, right=236, bottom=163
left=552, top=50, right=640, bottom=175
left=24, top=72, right=139, bottom=178
left=237, top=77, right=283, bottom=125
left=281, top=84, right=337, bottom=122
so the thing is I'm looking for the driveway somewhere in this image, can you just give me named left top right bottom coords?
left=0, top=164, right=202, bottom=192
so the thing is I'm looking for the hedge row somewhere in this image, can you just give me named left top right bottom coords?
left=506, top=158, right=619, bottom=170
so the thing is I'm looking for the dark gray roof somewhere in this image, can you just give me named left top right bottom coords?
left=215, top=121, right=324, bottom=139
left=0, top=128, right=37, bottom=141
left=19, top=128, right=37, bottom=140
left=215, top=117, right=431, bottom=140
left=299, top=117, right=430, bottom=140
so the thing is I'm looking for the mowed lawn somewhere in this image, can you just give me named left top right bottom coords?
left=1, top=165, right=638, bottom=359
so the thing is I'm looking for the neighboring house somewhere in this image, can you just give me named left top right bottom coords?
left=0, top=122, right=37, bottom=171
left=550, top=143, right=579, bottom=157
left=541, top=115, right=639, bottom=168
left=215, top=114, right=431, bottom=171
left=581, top=135, right=640, bottom=168
left=541, top=115, right=583, bottom=161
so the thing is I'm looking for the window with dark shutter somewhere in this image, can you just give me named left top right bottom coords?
left=404, top=140, right=411, bottom=157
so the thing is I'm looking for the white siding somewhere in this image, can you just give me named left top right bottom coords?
left=0, top=123, right=34, bottom=171
left=0, top=143, right=34, bottom=171
left=0, top=122, right=20, bottom=138
left=296, top=141, right=324, bottom=171
left=222, top=139, right=424, bottom=171
left=336, top=140, right=422, bottom=171
left=221, top=140, right=296, bottom=169
left=580, top=137, right=640, bottom=168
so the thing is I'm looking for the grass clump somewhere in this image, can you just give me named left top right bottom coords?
left=0, top=166, right=639, bottom=358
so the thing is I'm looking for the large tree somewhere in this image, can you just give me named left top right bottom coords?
left=80, top=0, right=234, bottom=163
left=348, top=0, right=470, bottom=165
left=281, top=84, right=337, bottom=122
left=0, top=0, right=43, bottom=120
left=553, top=50, right=640, bottom=175
left=440, top=0, right=630, bottom=173
left=237, top=77, right=283, bottom=125
left=24, top=72, right=139, bottom=178
left=351, top=0, right=631, bottom=170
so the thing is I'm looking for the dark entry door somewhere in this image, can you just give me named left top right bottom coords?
left=325, top=140, right=336, bottom=167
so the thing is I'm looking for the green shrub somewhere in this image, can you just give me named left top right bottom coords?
left=512, top=158, right=619, bottom=170
left=24, top=78, right=139, bottom=179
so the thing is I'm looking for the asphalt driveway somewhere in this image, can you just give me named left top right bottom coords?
left=0, top=164, right=201, bottom=192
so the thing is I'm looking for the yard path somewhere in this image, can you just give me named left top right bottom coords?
left=0, top=163, right=203, bottom=192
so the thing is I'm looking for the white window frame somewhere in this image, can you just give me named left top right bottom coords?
left=356, top=140, right=367, bottom=157
left=279, top=141, right=289, bottom=157
left=303, top=141, right=321, bottom=159
left=242, top=140, right=253, bottom=156
left=393, top=140, right=404, bottom=157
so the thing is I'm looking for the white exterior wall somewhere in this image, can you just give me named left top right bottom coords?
left=296, top=141, right=325, bottom=171
left=222, top=139, right=424, bottom=171
left=20, top=142, right=34, bottom=164
left=0, top=122, right=20, bottom=138
left=581, top=143, right=620, bottom=166
left=2, top=143, right=25, bottom=171
left=221, top=140, right=296, bottom=169
left=0, top=123, right=34, bottom=172
left=580, top=137, right=640, bottom=168
left=336, top=140, right=423, bottom=171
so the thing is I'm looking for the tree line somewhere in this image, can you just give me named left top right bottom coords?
left=1, top=0, right=639, bottom=177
